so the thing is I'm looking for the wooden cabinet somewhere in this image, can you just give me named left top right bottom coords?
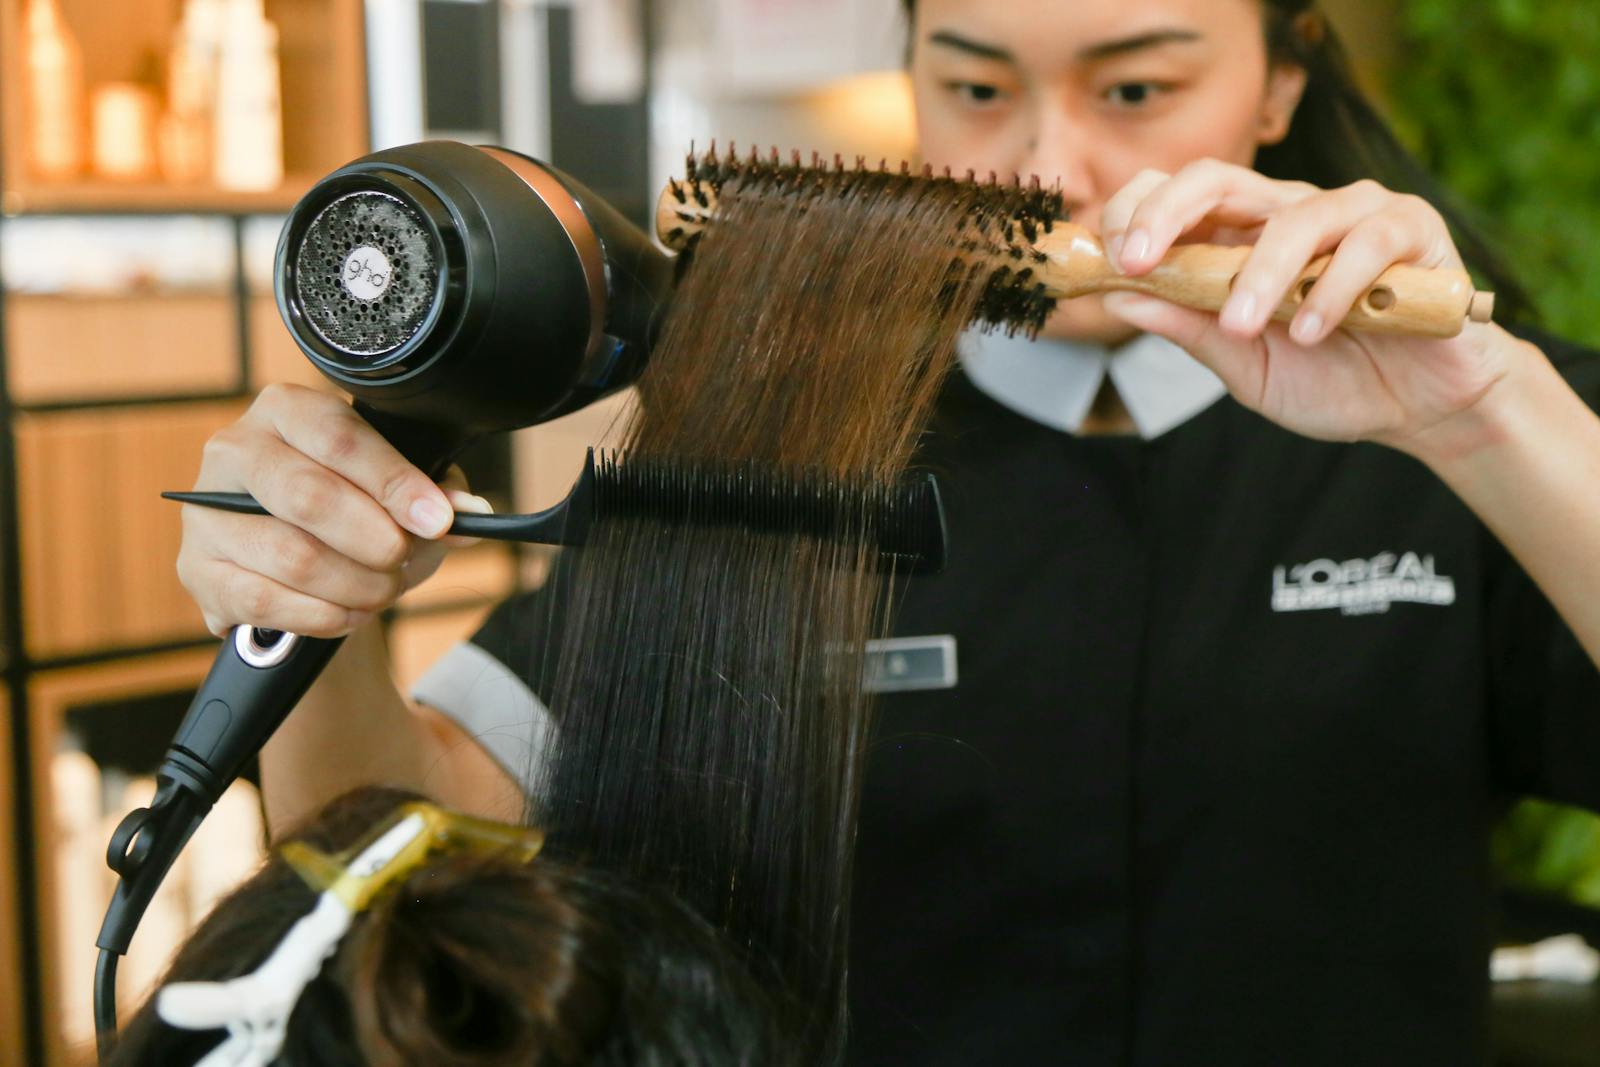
left=0, top=693, right=25, bottom=1067
left=26, top=648, right=250, bottom=1067
left=6, top=292, right=240, bottom=404
left=0, top=1, right=370, bottom=1061
left=14, top=401, right=246, bottom=659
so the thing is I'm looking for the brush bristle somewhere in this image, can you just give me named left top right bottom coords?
left=676, top=145, right=1065, bottom=336
left=592, top=451, right=945, bottom=573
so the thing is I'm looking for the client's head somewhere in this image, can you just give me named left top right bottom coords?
left=110, top=786, right=789, bottom=1066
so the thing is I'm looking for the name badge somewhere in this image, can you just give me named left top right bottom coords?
left=864, top=635, right=958, bottom=693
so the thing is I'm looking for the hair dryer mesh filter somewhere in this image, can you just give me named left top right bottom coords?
left=294, top=191, right=441, bottom=358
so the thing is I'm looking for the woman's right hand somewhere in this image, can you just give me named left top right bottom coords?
left=177, top=383, right=491, bottom=638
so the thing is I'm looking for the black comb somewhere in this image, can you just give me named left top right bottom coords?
left=163, top=449, right=947, bottom=575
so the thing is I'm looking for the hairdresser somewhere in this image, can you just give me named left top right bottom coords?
left=176, top=0, right=1600, bottom=1062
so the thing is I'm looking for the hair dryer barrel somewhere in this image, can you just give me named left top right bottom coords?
left=274, top=141, right=675, bottom=472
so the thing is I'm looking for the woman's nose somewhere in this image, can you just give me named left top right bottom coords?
left=1018, top=102, right=1098, bottom=220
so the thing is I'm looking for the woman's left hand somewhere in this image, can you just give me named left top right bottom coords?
left=1096, top=160, right=1529, bottom=456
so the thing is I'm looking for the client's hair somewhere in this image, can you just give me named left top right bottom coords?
left=110, top=786, right=790, bottom=1066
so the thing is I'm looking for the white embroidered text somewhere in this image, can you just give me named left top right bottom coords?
left=1271, top=551, right=1455, bottom=616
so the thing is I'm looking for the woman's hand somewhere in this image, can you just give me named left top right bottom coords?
left=176, top=383, right=491, bottom=638
left=1096, top=160, right=1533, bottom=456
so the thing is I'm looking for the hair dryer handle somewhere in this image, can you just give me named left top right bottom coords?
left=160, top=628, right=344, bottom=804
left=352, top=400, right=471, bottom=480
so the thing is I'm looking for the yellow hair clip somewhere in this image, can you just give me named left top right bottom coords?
left=280, top=800, right=546, bottom=912
left=157, top=802, right=545, bottom=1066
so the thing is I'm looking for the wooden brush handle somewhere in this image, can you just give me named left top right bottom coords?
left=1035, top=226, right=1494, bottom=338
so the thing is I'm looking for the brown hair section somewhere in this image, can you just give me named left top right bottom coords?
left=110, top=786, right=787, bottom=1066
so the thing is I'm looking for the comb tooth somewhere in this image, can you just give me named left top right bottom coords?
left=593, top=455, right=943, bottom=571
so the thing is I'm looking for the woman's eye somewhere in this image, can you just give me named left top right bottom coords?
left=1104, top=82, right=1167, bottom=108
left=945, top=81, right=1005, bottom=106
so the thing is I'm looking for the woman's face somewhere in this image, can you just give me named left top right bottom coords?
left=909, top=0, right=1306, bottom=342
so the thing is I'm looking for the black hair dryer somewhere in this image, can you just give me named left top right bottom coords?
left=92, top=142, right=676, bottom=1042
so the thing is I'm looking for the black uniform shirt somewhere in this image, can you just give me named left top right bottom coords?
left=416, top=326, right=1600, bottom=1067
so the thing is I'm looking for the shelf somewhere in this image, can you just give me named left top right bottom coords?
left=26, top=647, right=228, bottom=1067
left=247, top=290, right=332, bottom=392
left=6, top=291, right=242, bottom=404
left=0, top=691, right=26, bottom=1067
left=0, top=0, right=368, bottom=219
left=14, top=401, right=247, bottom=659
left=1, top=175, right=321, bottom=217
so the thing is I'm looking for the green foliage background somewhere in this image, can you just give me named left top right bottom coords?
left=1383, top=0, right=1600, bottom=347
left=1379, top=0, right=1600, bottom=902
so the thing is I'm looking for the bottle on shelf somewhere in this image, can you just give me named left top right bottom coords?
left=212, top=0, right=284, bottom=192
left=22, top=0, right=87, bottom=181
left=92, top=82, right=162, bottom=181
left=160, top=0, right=224, bottom=184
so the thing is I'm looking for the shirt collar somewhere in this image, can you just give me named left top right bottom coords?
left=957, top=327, right=1228, bottom=439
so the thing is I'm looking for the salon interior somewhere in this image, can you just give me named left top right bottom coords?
left=0, top=0, right=1595, bottom=1064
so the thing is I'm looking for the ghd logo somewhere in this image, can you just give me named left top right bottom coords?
left=341, top=245, right=392, bottom=302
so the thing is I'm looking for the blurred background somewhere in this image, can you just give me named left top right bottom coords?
left=0, top=1, right=1595, bottom=1064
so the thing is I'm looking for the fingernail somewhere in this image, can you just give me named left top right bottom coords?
left=1223, top=290, right=1258, bottom=331
left=347, top=610, right=373, bottom=629
left=1292, top=310, right=1323, bottom=344
left=407, top=496, right=452, bottom=538
left=1122, top=229, right=1151, bottom=267
left=1106, top=233, right=1125, bottom=271
left=1102, top=291, right=1158, bottom=316
left=445, top=490, right=494, bottom=515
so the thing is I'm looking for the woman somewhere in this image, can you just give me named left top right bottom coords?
left=109, top=786, right=789, bottom=1065
left=176, top=0, right=1600, bottom=1062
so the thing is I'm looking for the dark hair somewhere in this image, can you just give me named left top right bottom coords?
left=902, top=0, right=1534, bottom=323
left=109, top=787, right=791, bottom=1066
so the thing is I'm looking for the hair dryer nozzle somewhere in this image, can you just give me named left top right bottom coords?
left=274, top=142, right=675, bottom=468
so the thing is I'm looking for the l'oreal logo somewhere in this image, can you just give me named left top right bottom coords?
left=1271, top=551, right=1455, bottom=616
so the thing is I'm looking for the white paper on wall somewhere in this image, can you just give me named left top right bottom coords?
left=573, top=0, right=646, bottom=104
left=710, top=0, right=904, bottom=95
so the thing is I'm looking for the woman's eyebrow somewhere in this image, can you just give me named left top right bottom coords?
left=1077, top=28, right=1204, bottom=61
left=926, top=29, right=1016, bottom=64
left=924, top=27, right=1204, bottom=65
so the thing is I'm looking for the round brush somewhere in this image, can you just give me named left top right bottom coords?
left=658, top=147, right=1495, bottom=339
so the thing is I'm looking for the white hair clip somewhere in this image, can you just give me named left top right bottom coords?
left=155, top=803, right=545, bottom=1066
